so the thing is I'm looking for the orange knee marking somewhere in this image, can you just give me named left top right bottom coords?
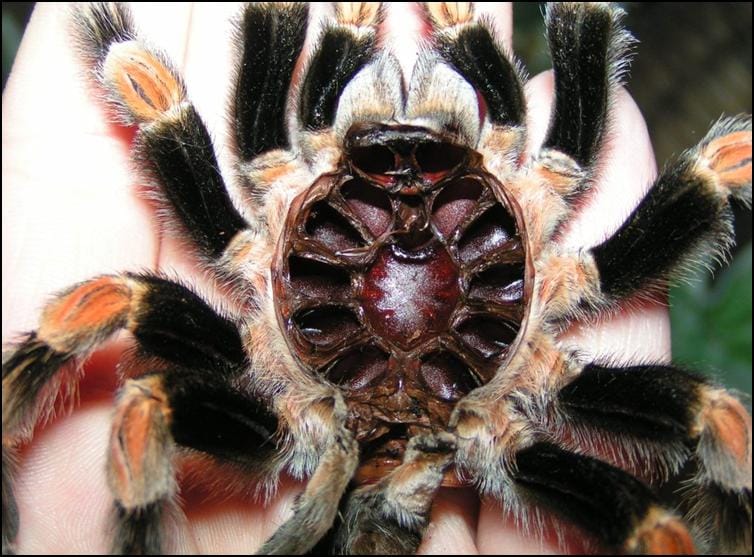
left=703, top=131, right=752, bottom=187
left=40, top=276, right=132, bottom=342
left=109, top=377, right=171, bottom=507
left=335, top=2, right=381, bottom=27
left=705, top=394, right=752, bottom=466
left=104, top=41, right=184, bottom=122
left=626, top=507, right=697, bottom=555
left=426, top=2, right=474, bottom=27
left=631, top=508, right=697, bottom=555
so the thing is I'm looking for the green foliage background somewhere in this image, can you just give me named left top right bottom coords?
left=671, top=245, right=752, bottom=395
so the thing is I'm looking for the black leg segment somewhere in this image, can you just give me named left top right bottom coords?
left=590, top=115, right=750, bottom=302
left=128, top=273, right=247, bottom=373
left=112, top=502, right=163, bottom=556
left=109, top=370, right=280, bottom=554
left=139, top=107, right=249, bottom=259
left=164, top=368, right=279, bottom=465
left=233, top=3, right=308, bottom=160
left=591, top=161, right=732, bottom=301
left=74, top=3, right=250, bottom=259
left=542, top=3, right=633, bottom=167
left=2, top=448, right=19, bottom=555
left=556, top=361, right=752, bottom=553
left=513, top=443, right=695, bottom=552
left=558, top=363, right=705, bottom=442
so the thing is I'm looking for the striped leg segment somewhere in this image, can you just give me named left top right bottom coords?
left=232, top=3, right=308, bottom=161
left=513, top=443, right=696, bottom=554
left=542, top=2, right=633, bottom=170
left=3, top=273, right=245, bottom=438
left=557, top=363, right=752, bottom=553
left=75, top=3, right=249, bottom=260
left=424, top=2, right=527, bottom=168
left=590, top=116, right=751, bottom=305
left=526, top=1, right=635, bottom=213
left=2, top=273, right=245, bottom=554
left=297, top=3, right=379, bottom=133
left=427, top=2, right=525, bottom=130
left=536, top=116, right=751, bottom=323
left=109, top=370, right=279, bottom=554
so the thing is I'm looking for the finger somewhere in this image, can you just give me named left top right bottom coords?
left=183, top=475, right=303, bottom=554
left=13, top=401, right=112, bottom=553
left=418, top=488, right=479, bottom=555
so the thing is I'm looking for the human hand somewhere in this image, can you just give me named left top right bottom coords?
left=2, top=3, right=665, bottom=554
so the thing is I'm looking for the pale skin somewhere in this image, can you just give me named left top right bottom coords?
left=2, top=3, right=668, bottom=554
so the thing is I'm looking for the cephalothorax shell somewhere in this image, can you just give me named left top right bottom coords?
left=273, top=124, right=531, bottom=482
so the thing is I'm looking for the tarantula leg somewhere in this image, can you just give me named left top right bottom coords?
left=1, top=273, right=245, bottom=553
left=109, top=369, right=279, bottom=554
left=588, top=115, right=752, bottom=306
left=1, top=447, right=18, bottom=555
left=74, top=3, right=249, bottom=260
left=232, top=3, right=308, bottom=162
left=534, top=116, right=752, bottom=321
left=556, top=363, right=752, bottom=553
left=404, top=54, right=481, bottom=147
left=425, top=2, right=526, bottom=167
left=3, top=273, right=245, bottom=437
left=293, top=2, right=382, bottom=170
left=541, top=3, right=633, bottom=173
left=331, top=432, right=456, bottom=555
left=513, top=442, right=696, bottom=554
left=257, top=395, right=359, bottom=555
left=109, top=375, right=174, bottom=555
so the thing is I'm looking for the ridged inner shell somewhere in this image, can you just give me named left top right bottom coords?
left=273, top=126, right=530, bottom=484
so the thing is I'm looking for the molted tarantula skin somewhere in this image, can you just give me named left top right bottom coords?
left=2, top=2, right=752, bottom=555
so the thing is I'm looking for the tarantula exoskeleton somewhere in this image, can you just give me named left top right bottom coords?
left=2, top=2, right=752, bottom=555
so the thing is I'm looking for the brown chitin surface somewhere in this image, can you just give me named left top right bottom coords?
left=273, top=125, right=529, bottom=484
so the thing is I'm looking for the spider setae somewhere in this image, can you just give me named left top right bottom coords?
left=2, top=2, right=752, bottom=555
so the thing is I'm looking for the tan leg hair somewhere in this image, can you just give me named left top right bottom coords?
left=693, top=388, right=752, bottom=492
left=103, top=41, right=185, bottom=124
left=334, top=432, right=456, bottom=554
left=256, top=394, right=359, bottom=555
left=36, top=275, right=143, bottom=354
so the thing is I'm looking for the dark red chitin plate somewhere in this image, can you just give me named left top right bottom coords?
left=272, top=127, right=532, bottom=484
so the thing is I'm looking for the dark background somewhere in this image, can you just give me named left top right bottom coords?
left=3, top=3, right=751, bottom=394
